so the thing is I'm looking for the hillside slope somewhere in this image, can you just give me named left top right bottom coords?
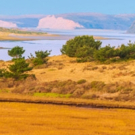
left=1, top=55, right=135, bottom=101
left=127, top=21, right=135, bottom=33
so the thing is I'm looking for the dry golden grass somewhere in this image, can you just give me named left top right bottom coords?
left=27, top=55, right=135, bottom=84
left=1, top=55, right=135, bottom=102
left=0, top=102, right=135, bottom=135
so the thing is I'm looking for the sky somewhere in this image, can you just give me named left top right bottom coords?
left=0, top=0, right=135, bottom=16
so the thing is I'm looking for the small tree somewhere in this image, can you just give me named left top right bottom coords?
left=8, top=46, right=25, bottom=59
left=35, top=50, right=51, bottom=59
left=7, top=59, right=32, bottom=80
left=29, top=50, right=51, bottom=66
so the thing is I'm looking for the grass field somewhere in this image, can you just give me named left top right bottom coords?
left=29, top=55, right=135, bottom=84
left=0, top=102, right=135, bottom=135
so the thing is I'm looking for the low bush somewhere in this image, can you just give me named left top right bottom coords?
left=8, top=46, right=25, bottom=59
left=0, top=59, right=33, bottom=80
left=29, top=50, right=51, bottom=66
left=77, top=79, right=87, bottom=84
left=90, top=81, right=105, bottom=90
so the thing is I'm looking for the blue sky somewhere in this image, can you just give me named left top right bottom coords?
left=0, top=0, right=135, bottom=15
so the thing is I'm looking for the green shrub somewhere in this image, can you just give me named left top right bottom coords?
left=77, top=79, right=87, bottom=84
left=76, top=57, right=94, bottom=63
left=94, top=45, right=119, bottom=62
left=0, top=69, right=12, bottom=78
left=94, top=42, right=135, bottom=63
left=61, top=35, right=101, bottom=61
left=90, top=81, right=105, bottom=90
left=29, top=50, right=51, bottom=66
left=35, top=50, right=51, bottom=59
left=0, top=69, right=5, bottom=77
left=32, top=58, right=44, bottom=66
left=0, top=59, right=33, bottom=80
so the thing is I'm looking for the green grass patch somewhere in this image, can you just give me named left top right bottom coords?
left=33, top=92, right=72, bottom=98
left=77, top=79, right=87, bottom=84
left=0, top=89, right=10, bottom=93
left=48, top=68, right=56, bottom=71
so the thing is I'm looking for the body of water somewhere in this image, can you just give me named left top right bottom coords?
left=0, top=29, right=135, bottom=61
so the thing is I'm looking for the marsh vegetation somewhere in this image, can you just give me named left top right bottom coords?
left=0, top=102, right=135, bottom=135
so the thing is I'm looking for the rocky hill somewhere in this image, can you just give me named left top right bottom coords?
left=57, top=13, right=135, bottom=30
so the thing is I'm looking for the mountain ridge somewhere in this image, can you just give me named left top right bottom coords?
left=127, top=21, right=135, bottom=33
left=0, top=13, right=135, bottom=30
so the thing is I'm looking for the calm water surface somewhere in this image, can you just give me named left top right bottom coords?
left=0, top=29, right=135, bottom=61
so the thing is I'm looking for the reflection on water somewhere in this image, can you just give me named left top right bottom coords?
left=0, top=29, right=135, bottom=61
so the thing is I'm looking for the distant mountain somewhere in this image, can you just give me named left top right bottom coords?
left=0, top=15, right=44, bottom=28
left=127, top=21, right=135, bottom=33
left=57, top=13, right=135, bottom=30
left=1, top=13, right=135, bottom=30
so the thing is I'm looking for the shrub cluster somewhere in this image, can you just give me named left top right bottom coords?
left=1, top=78, right=135, bottom=101
left=61, top=36, right=135, bottom=63
left=94, top=43, right=135, bottom=62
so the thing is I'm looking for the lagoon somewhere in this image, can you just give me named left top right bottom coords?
left=0, top=29, right=135, bottom=61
